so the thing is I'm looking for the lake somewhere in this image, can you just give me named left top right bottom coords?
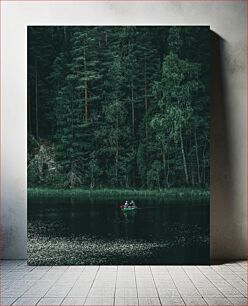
left=28, top=197, right=209, bottom=265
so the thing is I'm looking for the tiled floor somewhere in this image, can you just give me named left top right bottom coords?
left=1, top=260, right=247, bottom=306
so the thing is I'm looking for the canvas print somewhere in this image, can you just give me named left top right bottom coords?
left=28, top=26, right=210, bottom=265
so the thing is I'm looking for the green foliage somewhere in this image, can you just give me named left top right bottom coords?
left=28, top=26, right=210, bottom=189
left=28, top=187, right=210, bottom=201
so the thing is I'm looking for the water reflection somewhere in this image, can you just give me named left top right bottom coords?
left=28, top=196, right=210, bottom=264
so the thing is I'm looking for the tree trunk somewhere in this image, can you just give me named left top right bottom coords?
left=201, top=137, right=208, bottom=186
left=84, top=80, right=88, bottom=123
left=162, top=149, right=167, bottom=187
left=166, top=161, right=170, bottom=187
left=194, top=129, right=201, bottom=185
left=125, top=175, right=129, bottom=188
left=115, top=111, right=119, bottom=181
left=28, top=79, right=32, bottom=134
left=131, top=80, right=134, bottom=133
left=179, top=125, right=189, bottom=185
left=70, top=91, right=74, bottom=147
left=35, top=59, right=39, bottom=139
left=191, top=168, right=195, bottom=186
left=90, top=167, right=94, bottom=189
left=63, top=26, right=67, bottom=42
left=144, top=57, right=148, bottom=138
left=115, top=146, right=118, bottom=179
left=84, top=45, right=88, bottom=123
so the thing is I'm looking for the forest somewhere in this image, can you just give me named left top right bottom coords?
left=27, top=26, right=210, bottom=190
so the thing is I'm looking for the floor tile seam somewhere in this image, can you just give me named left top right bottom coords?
left=233, top=270, right=247, bottom=282
left=180, top=295, right=207, bottom=306
left=19, top=277, right=56, bottom=299
left=10, top=278, right=40, bottom=300
left=227, top=296, right=248, bottom=305
left=165, top=266, right=186, bottom=305
left=83, top=265, right=101, bottom=303
left=33, top=266, right=52, bottom=273
left=133, top=266, right=139, bottom=301
left=58, top=264, right=84, bottom=299
left=11, top=295, right=43, bottom=306
left=203, top=296, right=229, bottom=306
left=4, top=296, right=19, bottom=306
left=202, top=295, right=243, bottom=306
left=195, top=266, right=227, bottom=297
left=209, top=267, right=247, bottom=297
left=182, top=266, right=210, bottom=299
left=10, top=265, right=35, bottom=273
left=227, top=266, right=247, bottom=272
left=60, top=296, right=86, bottom=306
left=149, top=266, right=162, bottom=306
left=113, top=265, right=119, bottom=304
left=212, top=270, right=245, bottom=282
left=226, top=296, right=237, bottom=306
left=20, top=266, right=70, bottom=298
left=211, top=265, right=233, bottom=274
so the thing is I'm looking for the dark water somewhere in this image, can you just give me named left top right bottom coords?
left=28, top=197, right=210, bottom=265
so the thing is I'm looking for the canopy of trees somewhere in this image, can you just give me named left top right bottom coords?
left=28, top=26, right=210, bottom=189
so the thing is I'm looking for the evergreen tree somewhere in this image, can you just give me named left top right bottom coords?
left=152, top=27, right=203, bottom=186
left=28, top=26, right=210, bottom=190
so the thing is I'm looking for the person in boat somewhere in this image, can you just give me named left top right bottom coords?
left=130, top=200, right=135, bottom=207
left=124, top=200, right=129, bottom=208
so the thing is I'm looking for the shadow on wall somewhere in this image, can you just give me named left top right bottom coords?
left=210, top=31, right=244, bottom=263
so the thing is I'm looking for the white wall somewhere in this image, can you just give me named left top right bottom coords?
left=1, top=1, right=246, bottom=260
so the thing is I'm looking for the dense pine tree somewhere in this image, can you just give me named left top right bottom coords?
left=28, top=26, right=210, bottom=189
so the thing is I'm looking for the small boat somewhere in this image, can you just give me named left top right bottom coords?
left=121, top=206, right=138, bottom=211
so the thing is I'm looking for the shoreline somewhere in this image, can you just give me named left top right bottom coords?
left=28, top=187, right=210, bottom=200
